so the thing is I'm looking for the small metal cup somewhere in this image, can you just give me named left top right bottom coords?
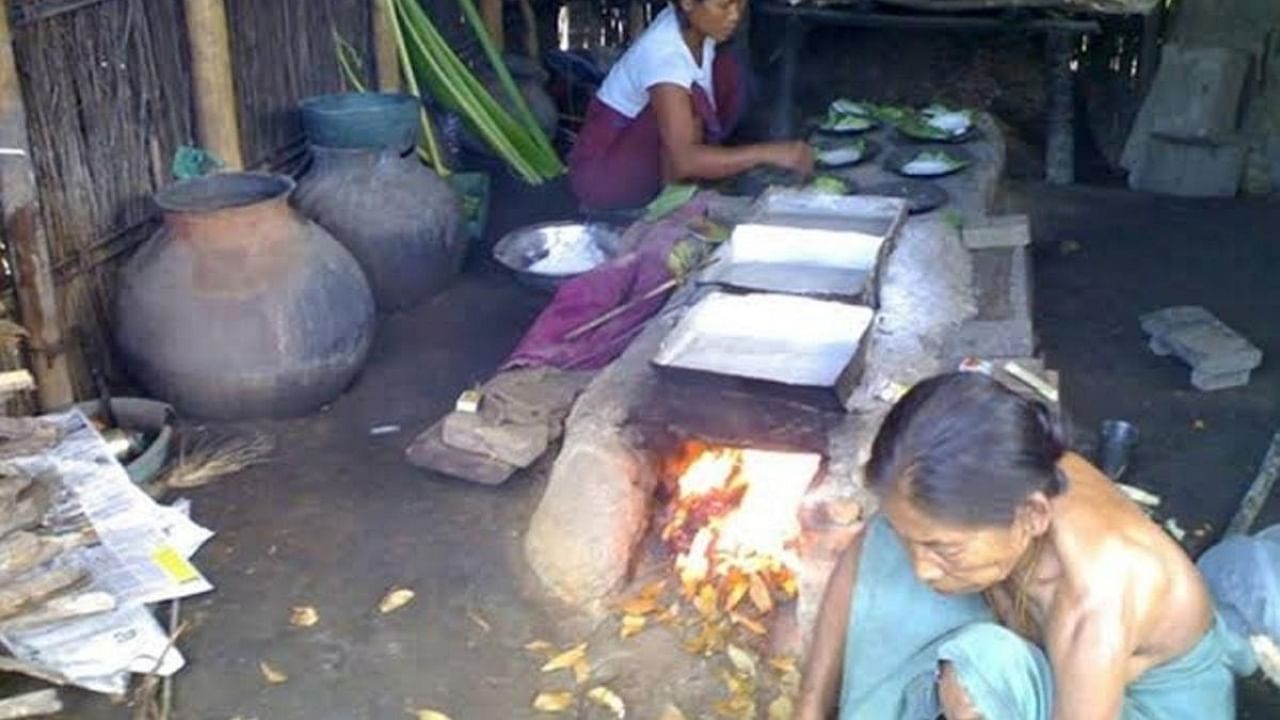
left=1097, top=420, right=1139, bottom=480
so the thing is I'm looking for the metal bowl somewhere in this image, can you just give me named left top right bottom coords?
left=493, top=221, right=626, bottom=293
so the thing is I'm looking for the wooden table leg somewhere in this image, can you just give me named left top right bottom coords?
left=1045, top=29, right=1076, bottom=185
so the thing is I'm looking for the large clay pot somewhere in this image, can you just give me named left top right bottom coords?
left=116, top=172, right=376, bottom=420
left=294, top=145, right=465, bottom=310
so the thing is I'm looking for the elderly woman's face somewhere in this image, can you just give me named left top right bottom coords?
left=681, top=0, right=744, bottom=43
left=880, top=489, right=1033, bottom=595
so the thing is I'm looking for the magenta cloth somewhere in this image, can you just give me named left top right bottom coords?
left=568, top=52, right=747, bottom=210
left=502, top=198, right=710, bottom=371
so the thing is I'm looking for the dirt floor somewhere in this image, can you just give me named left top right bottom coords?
left=49, top=177, right=1280, bottom=718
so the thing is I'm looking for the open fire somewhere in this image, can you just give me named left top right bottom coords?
left=657, top=442, right=822, bottom=639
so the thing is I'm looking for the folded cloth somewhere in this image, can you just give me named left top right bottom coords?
left=840, top=515, right=1254, bottom=719
left=502, top=196, right=708, bottom=371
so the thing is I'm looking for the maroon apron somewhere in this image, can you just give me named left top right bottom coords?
left=568, top=52, right=746, bottom=210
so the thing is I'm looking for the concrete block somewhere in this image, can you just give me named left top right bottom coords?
left=1141, top=305, right=1216, bottom=338
left=1148, top=46, right=1251, bottom=142
left=1163, top=318, right=1262, bottom=374
left=962, top=215, right=1031, bottom=250
left=1191, top=367, right=1253, bottom=392
left=441, top=411, right=550, bottom=468
left=1130, top=135, right=1247, bottom=198
left=405, top=421, right=517, bottom=485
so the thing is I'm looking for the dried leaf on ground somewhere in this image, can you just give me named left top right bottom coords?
left=378, top=587, right=416, bottom=614
left=694, top=584, right=719, bottom=618
left=572, top=657, right=591, bottom=684
left=780, top=575, right=798, bottom=598
left=638, top=579, right=666, bottom=601
left=619, top=596, right=659, bottom=616
left=289, top=606, right=319, bottom=628
left=729, top=611, right=766, bottom=636
left=467, top=609, right=492, bottom=633
left=768, top=656, right=797, bottom=675
left=524, top=639, right=556, bottom=655
left=748, top=574, right=774, bottom=614
left=725, top=577, right=749, bottom=612
left=714, top=694, right=756, bottom=719
left=620, top=614, right=646, bottom=639
left=656, top=601, right=681, bottom=627
left=726, top=644, right=757, bottom=679
left=532, top=691, right=575, bottom=712
left=586, top=686, right=626, bottom=718
left=412, top=710, right=452, bottom=720
left=767, top=695, right=794, bottom=720
left=258, top=661, right=288, bottom=685
left=658, top=704, right=688, bottom=720
left=541, top=642, right=588, bottom=672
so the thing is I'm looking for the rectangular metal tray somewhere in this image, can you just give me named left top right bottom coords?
left=700, top=222, right=884, bottom=299
left=652, top=292, right=875, bottom=404
left=701, top=190, right=909, bottom=306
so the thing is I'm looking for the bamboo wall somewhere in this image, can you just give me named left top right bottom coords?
left=4, top=0, right=404, bottom=400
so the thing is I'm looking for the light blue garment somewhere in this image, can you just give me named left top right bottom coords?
left=838, top=515, right=1251, bottom=720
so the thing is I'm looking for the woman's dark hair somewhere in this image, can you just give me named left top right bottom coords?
left=865, top=372, right=1068, bottom=527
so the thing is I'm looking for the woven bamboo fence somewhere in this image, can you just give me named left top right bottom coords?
left=0, top=0, right=407, bottom=401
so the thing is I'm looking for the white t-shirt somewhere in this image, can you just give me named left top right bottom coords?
left=595, top=7, right=717, bottom=119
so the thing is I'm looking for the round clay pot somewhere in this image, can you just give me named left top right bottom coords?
left=116, top=172, right=376, bottom=420
left=299, top=92, right=420, bottom=153
left=294, top=145, right=465, bottom=310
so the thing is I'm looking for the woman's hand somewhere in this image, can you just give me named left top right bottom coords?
left=765, top=140, right=815, bottom=176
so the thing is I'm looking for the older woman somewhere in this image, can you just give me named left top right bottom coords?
left=568, top=0, right=812, bottom=210
left=799, top=372, right=1255, bottom=719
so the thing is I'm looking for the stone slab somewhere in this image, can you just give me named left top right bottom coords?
left=1148, top=46, right=1252, bottom=142
left=1163, top=319, right=1263, bottom=374
left=1140, top=305, right=1217, bottom=338
left=441, top=411, right=550, bottom=468
left=1191, top=367, right=1254, bottom=392
left=1130, top=135, right=1248, bottom=198
left=483, top=368, right=594, bottom=430
left=961, top=215, right=1031, bottom=250
left=405, top=421, right=517, bottom=486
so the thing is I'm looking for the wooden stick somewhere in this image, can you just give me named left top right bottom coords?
left=184, top=0, right=244, bottom=169
left=372, top=0, right=402, bottom=92
left=562, top=257, right=717, bottom=341
left=518, top=0, right=540, bottom=61
left=1226, top=430, right=1280, bottom=536
left=0, top=656, right=69, bottom=687
left=0, top=8, right=75, bottom=410
left=0, top=689, right=61, bottom=719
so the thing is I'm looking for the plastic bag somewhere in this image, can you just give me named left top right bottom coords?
left=1197, top=525, right=1280, bottom=639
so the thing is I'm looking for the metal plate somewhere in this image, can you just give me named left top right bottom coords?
left=652, top=292, right=875, bottom=388
left=861, top=180, right=951, bottom=214
left=492, top=221, right=626, bottom=292
left=699, top=223, right=883, bottom=298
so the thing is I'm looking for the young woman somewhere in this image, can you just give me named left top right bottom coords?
left=799, top=372, right=1255, bottom=719
left=568, top=0, right=813, bottom=210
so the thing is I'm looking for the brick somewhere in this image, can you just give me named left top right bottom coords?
left=1163, top=319, right=1263, bottom=374
left=442, top=411, right=550, bottom=468
left=1191, top=367, right=1253, bottom=392
left=1140, top=305, right=1216, bottom=339
left=405, top=421, right=517, bottom=486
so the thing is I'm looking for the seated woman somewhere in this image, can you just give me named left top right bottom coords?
left=568, top=0, right=812, bottom=210
left=799, top=372, right=1256, bottom=720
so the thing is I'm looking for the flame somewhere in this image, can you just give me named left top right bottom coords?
left=662, top=444, right=820, bottom=599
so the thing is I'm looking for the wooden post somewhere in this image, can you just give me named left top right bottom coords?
left=0, top=7, right=74, bottom=410
left=372, top=0, right=401, bottom=92
left=184, top=0, right=244, bottom=169
left=1045, top=29, right=1076, bottom=185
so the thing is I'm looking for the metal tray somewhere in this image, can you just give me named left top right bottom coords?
left=699, top=223, right=884, bottom=299
left=726, top=190, right=910, bottom=306
left=652, top=292, right=875, bottom=401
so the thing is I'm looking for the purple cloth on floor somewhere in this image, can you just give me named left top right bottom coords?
left=502, top=198, right=708, bottom=370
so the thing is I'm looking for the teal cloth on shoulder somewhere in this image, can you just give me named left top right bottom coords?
left=839, top=514, right=1249, bottom=720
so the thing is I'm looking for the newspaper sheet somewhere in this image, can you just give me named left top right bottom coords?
left=0, top=410, right=214, bottom=693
